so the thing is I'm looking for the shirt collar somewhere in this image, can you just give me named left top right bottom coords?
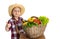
left=12, top=17, right=20, bottom=21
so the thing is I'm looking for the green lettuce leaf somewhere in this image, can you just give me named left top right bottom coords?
left=38, top=16, right=49, bottom=26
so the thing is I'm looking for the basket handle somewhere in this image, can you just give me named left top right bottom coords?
left=31, top=16, right=38, bottom=19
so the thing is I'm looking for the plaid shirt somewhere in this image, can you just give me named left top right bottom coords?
left=8, top=17, right=25, bottom=39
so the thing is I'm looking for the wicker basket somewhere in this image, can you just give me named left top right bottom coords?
left=23, top=24, right=46, bottom=38
left=23, top=16, right=47, bottom=38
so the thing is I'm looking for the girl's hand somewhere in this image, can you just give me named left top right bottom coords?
left=7, top=23, right=11, bottom=28
left=5, top=22, right=11, bottom=32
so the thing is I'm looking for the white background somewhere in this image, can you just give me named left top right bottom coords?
left=0, top=0, right=60, bottom=39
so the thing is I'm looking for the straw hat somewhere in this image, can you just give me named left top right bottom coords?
left=8, top=4, right=25, bottom=16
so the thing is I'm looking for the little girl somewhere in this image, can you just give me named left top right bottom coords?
left=5, top=4, right=27, bottom=39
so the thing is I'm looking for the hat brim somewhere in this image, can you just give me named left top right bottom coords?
left=8, top=4, right=25, bottom=17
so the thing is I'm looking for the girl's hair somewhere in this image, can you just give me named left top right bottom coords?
left=11, top=7, right=21, bottom=17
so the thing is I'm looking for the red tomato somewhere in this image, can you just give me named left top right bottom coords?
left=33, top=19, right=41, bottom=24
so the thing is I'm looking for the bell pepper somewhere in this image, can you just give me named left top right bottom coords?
left=28, top=17, right=34, bottom=22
